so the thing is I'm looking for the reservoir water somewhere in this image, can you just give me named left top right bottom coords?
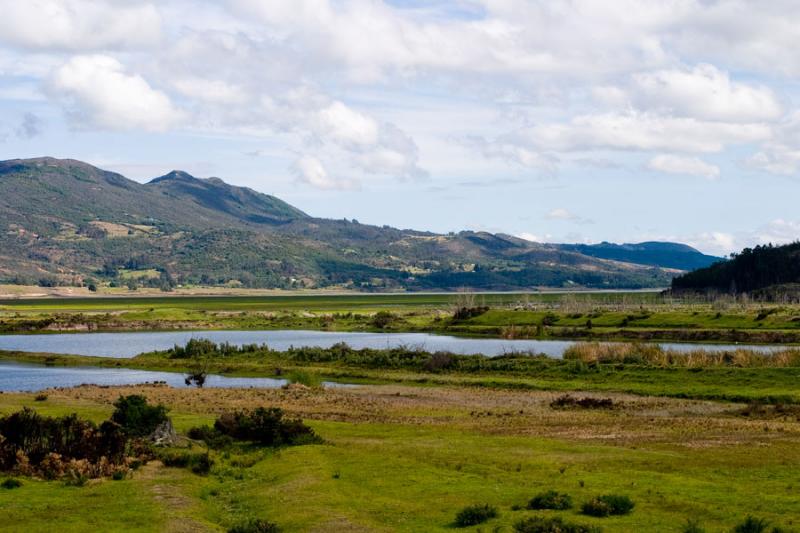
left=0, top=329, right=786, bottom=358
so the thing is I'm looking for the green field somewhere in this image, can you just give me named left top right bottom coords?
left=2, top=291, right=800, bottom=345
left=1, top=379, right=799, bottom=532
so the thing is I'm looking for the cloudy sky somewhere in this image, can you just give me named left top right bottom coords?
left=1, top=0, right=799, bottom=256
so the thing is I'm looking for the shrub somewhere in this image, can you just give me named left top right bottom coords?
left=454, top=504, right=498, bottom=527
left=453, top=306, right=489, bottom=320
left=187, top=425, right=233, bottom=449
left=732, top=516, right=774, bottom=533
left=34, top=394, right=47, bottom=402
left=214, top=407, right=320, bottom=447
left=550, top=395, right=614, bottom=410
left=527, top=490, right=573, bottom=510
left=111, top=395, right=169, bottom=437
left=514, top=516, right=601, bottom=533
left=228, top=518, right=281, bottom=533
left=683, top=519, right=706, bottom=533
left=1, top=478, right=22, bottom=489
left=371, top=311, right=396, bottom=329
left=159, top=450, right=213, bottom=475
left=542, top=312, right=559, bottom=326
left=423, top=351, right=456, bottom=372
left=0, top=408, right=129, bottom=477
left=581, top=495, right=635, bottom=517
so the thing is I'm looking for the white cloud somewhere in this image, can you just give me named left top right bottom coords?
left=632, top=64, right=782, bottom=122
left=517, top=232, right=553, bottom=243
left=522, top=111, right=770, bottom=154
left=647, top=154, right=720, bottom=179
left=49, top=55, right=183, bottom=131
left=292, top=155, right=358, bottom=190
left=0, top=0, right=161, bottom=51
left=546, top=208, right=578, bottom=221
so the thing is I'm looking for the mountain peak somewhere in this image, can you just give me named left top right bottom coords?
left=149, top=170, right=198, bottom=184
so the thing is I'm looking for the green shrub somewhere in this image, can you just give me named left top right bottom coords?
left=159, top=450, right=213, bottom=475
left=213, top=407, right=320, bottom=447
left=732, top=516, right=777, bottom=533
left=683, top=519, right=705, bottom=533
left=514, top=516, right=601, bottom=533
left=187, top=425, right=234, bottom=449
left=581, top=495, right=635, bottom=517
left=454, top=504, right=498, bottom=527
left=1, top=478, right=22, bottom=489
left=111, top=395, right=169, bottom=437
left=527, top=490, right=573, bottom=510
left=227, top=518, right=281, bottom=533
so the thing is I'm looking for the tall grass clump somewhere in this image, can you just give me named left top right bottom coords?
left=454, top=504, right=498, bottom=527
left=563, top=342, right=800, bottom=368
left=581, top=494, right=635, bottom=517
left=527, top=490, right=573, bottom=510
left=514, top=516, right=601, bottom=533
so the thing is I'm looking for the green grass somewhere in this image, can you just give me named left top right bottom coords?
left=0, top=398, right=797, bottom=532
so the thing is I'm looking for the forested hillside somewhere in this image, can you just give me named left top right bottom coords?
left=671, top=242, right=800, bottom=296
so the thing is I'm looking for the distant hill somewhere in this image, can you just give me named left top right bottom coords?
left=562, top=241, right=720, bottom=271
left=671, top=242, right=800, bottom=297
left=0, top=157, right=704, bottom=291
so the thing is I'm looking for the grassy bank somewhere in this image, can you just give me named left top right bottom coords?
left=5, top=293, right=800, bottom=344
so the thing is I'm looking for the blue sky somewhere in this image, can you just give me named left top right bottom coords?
left=1, top=0, right=800, bottom=256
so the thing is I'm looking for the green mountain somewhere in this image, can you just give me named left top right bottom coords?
left=562, top=241, right=719, bottom=271
left=671, top=242, right=800, bottom=298
left=0, top=157, right=699, bottom=291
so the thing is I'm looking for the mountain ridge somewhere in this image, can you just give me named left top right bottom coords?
left=0, top=157, right=718, bottom=291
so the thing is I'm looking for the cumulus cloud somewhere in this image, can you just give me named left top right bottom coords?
left=291, top=155, right=357, bottom=190
left=632, top=64, right=782, bottom=122
left=0, top=0, right=161, bottom=51
left=16, top=112, right=43, bottom=139
left=647, top=154, right=720, bottom=179
left=48, top=55, right=183, bottom=131
left=545, top=208, right=593, bottom=225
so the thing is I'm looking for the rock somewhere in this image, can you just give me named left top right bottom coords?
left=148, top=419, right=178, bottom=446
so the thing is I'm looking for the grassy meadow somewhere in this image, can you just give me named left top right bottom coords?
left=1, top=383, right=799, bottom=532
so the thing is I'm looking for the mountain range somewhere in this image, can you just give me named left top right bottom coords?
left=0, top=157, right=720, bottom=291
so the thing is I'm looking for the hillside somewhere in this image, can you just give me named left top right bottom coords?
left=671, top=242, right=800, bottom=297
left=0, top=157, right=704, bottom=291
left=562, top=241, right=720, bottom=271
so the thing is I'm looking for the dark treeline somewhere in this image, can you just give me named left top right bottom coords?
left=671, top=242, right=800, bottom=295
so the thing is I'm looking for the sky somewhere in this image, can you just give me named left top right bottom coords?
left=1, top=1, right=799, bottom=257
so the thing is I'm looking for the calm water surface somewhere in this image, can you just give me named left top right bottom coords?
left=0, top=329, right=786, bottom=358
left=0, top=361, right=356, bottom=392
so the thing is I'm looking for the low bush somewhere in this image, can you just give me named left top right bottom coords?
left=514, top=516, right=601, bottom=533
left=213, top=407, right=321, bottom=447
left=527, top=490, right=573, bottom=510
left=34, top=394, right=47, bottom=402
left=452, top=306, right=489, bottom=320
left=158, top=450, right=213, bottom=475
left=550, top=395, right=615, bottom=410
left=1, top=478, right=22, bottom=489
left=423, top=351, right=456, bottom=372
left=0, top=408, right=132, bottom=479
left=454, top=504, right=498, bottom=527
left=683, top=519, right=706, bottom=533
left=227, top=518, right=281, bottom=533
left=581, top=495, right=635, bottom=517
left=733, top=516, right=781, bottom=533
left=111, top=395, right=169, bottom=437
